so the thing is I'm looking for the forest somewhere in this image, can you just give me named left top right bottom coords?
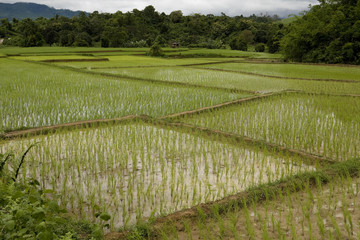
left=0, top=0, right=359, bottom=64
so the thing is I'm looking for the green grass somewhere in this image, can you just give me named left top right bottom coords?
left=201, top=62, right=360, bottom=81
left=0, top=58, right=245, bottom=133
left=181, top=93, right=360, bottom=161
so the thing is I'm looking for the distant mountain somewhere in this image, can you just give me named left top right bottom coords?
left=0, top=2, right=86, bottom=20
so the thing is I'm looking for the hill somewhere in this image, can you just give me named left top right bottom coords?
left=0, top=2, right=85, bottom=20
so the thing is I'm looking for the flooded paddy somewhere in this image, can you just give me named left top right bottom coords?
left=1, top=123, right=313, bottom=229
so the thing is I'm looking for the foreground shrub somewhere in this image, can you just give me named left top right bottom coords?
left=0, top=151, right=103, bottom=240
left=255, top=43, right=266, bottom=52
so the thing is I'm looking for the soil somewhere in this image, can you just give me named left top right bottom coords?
left=1, top=115, right=146, bottom=140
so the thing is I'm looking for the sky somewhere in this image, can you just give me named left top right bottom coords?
left=2, top=0, right=319, bottom=17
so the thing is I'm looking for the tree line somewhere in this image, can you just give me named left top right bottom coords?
left=0, top=1, right=359, bottom=64
left=281, top=0, right=360, bottom=64
left=0, top=6, right=282, bottom=53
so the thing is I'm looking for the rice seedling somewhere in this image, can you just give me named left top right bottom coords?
left=182, top=93, right=360, bottom=161
left=90, top=66, right=360, bottom=95
left=201, top=62, right=360, bottom=81
left=0, top=58, right=245, bottom=133
left=160, top=171, right=360, bottom=239
left=0, top=122, right=312, bottom=230
left=1, top=46, right=358, bottom=239
left=53, top=56, right=233, bottom=69
left=8, top=55, right=99, bottom=61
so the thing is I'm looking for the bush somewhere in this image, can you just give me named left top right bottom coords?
left=124, top=40, right=148, bottom=48
left=187, top=39, right=225, bottom=49
left=229, top=37, right=247, bottom=51
left=148, top=42, right=164, bottom=56
left=0, top=151, right=103, bottom=240
left=255, top=43, right=266, bottom=52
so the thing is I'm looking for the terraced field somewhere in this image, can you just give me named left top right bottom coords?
left=0, top=47, right=359, bottom=239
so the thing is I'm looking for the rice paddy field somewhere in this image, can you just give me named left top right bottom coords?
left=1, top=47, right=360, bottom=239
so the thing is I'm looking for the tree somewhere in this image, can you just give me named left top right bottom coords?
left=102, top=26, right=128, bottom=47
left=281, top=0, right=360, bottom=64
left=170, top=10, right=183, bottom=23
left=15, top=18, right=44, bottom=47
left=148, top=42, right=164, bottom=56
left=229, top=35, right=247, bottom=51
left=154, top=35, right=167, bottom=46
left=255, top=43, right=266, bottom=52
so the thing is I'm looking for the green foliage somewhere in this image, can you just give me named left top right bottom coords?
left=229, top=35, right=247, bottom=51
left=255, top=43, right=266, bottom=52
left=126, top=222, right=152, bottom=240
left=154, top=35, right=167, bottom=47
left=187, top=39, right=225, bottom=49
left=1, top=5, right=281, bottom=48
left=0, top=151, right=103, bottom=240
left=281, top=1, right=360, bottom=64
left=148, top=42, right=164, bottom=56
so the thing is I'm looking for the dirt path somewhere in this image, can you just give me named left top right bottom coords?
left=3, top=90, right=358, bottom=141
left=40, top=58, right=109, bottom=63
left=1, top=91, right=286, bottom=140
left=158, top=120, right=335, bottom=166
left=87, top=59, right=242, bottom=70
left=108, top=159, right=359, bottom=240
left=1, top=115, right=150, bottom=140
left=32, top=60, right=254, bottom=95
left=158, top=91, right=283, bottom=119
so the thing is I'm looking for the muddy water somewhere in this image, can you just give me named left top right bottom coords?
left=0, top=123, right=314, bottom=229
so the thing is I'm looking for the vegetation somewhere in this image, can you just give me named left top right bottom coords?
left=182, top=93, right=360, bottom=161
left=158, top=158, right=360, bottom=239
left=1, top=1, right=360, bottom=65
left=202, top=62, right=360, bottom=81
left=0, top=149, right=104, bottom=239
left=148, top=42, right=164, bottom=57
left=0, top=43, right=359, bottom=239
left=0, top=58, right=245, bottom=133
left=1, top=122, right=312, bottom=230
left=281, top=0, right=360, bottom=64
left=0, top=6, right=282, bottom=50
left=90, top=63, right=360, bottom=95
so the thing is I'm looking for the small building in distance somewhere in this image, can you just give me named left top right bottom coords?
left=171, top=41, right=179, bottom=48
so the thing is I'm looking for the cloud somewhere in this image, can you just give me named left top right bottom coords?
left=2, top=0, right=318, bottom=17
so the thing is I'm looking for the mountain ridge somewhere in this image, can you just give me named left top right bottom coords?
left=0, top=2, right=87, bottom=20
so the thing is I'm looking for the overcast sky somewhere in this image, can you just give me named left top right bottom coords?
left=3, top=0, right=318, bottom=17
